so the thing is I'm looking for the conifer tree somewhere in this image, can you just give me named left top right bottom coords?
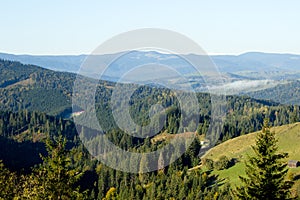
left=236, top=119, right=293, bottom=199
left=21, top=135, right=87, bottom=199
left=0, top=160, right=18, bottom=199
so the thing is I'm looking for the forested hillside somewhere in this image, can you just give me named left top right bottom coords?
left=0, top=110, right=93, bottom=172
left=0, top=59, right=299, bottom=145
left=0, top=109, right=229, bottom=199
left=246, top=80, right=300, bottom=105
left=0, top=59, right=300, bottom=199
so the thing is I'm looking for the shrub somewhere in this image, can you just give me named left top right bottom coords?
left=202, top=158, right=214, bottom=170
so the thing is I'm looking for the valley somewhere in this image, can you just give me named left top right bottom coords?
left=0, top=58, right=299, bottom=199
left=2, top=1, right=300, bottom=199
left=2, top=51, right=300, bottom=106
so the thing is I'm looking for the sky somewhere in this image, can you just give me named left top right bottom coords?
left=0, top=0, right=299, bottom=55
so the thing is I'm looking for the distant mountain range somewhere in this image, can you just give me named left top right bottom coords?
left=1, top=51, right=300, bottom=104
left=213, top=52, right=300, bottom=72
left=0, top=52, right=86, bottom=73
left=1, top=51, right=300, bottom=74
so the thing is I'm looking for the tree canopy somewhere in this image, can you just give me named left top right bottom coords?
left=236, top=119, right=293, bottom=199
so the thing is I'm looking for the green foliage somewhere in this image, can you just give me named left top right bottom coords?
left=0, top=109, right=83, bottom=172
left=236, top=119, right=293, bottom=199
left=0, top=161, right=18, bottom=200
left=95, top=163, right=232, bottom=200
left=0, top=59, right=75, bottom=116
left=247, top=80, right=300, bottom=105
left=104, top=187, right=118, bottom=200
left=0, top=107, right=230, bottom=199
left=20, top=135, right=88, bottom=199
left=203, top=158, right=215, bottom=170
left=214, top=156, right=231, bottom=171
left=0, top=135, right=90, bottom=199
left=1, top=59, right=300, bottom=199
left=0, top=60, right=37, bottom=88
left=1, top=59, right=300, bottom=145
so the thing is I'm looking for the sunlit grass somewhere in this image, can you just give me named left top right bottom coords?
left=202, top=123, right=300, bottom=189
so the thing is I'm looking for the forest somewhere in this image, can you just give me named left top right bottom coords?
left=0, top=59, right=300, bottom=199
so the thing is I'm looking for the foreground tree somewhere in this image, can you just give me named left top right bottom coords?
left=0, top=160, right=18, bottom=199
left=236, top=119, right=293, bottom=199
left=21, top=135, right=87, bottom=199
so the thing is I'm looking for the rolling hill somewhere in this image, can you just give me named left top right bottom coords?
left=1, top=51, right=300, bottom=74
left=1, top=51, right=300, bottom=106
left=202, top=122, right=300, bottom=190
left=0, top=58, right=299, bottom=198
left=245, top=80, right=300, bottom=105
left=0, top=59, right=299, bottom=141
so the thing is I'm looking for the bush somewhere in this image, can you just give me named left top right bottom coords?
left=214, top=156, right=230, bottom=171
left=202, top=158, right=214, bottom=170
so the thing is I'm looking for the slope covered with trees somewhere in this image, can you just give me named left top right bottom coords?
left=0, top=59, right=300, bottom=199
left=246, top=80, right=300, bottom=105
left=0, top=109, right=231, bottom=199
left=0, top=59, right=299, bottom=143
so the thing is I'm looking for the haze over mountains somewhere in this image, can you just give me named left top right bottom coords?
left=1, top=51, right=300, bottom=74
left=1, top=51, right=299, bottom=104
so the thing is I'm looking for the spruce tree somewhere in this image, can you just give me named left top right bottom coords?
left=236, top=119, right=293, bottom=199
left=0, top=160, right=18, bottom=199
left=21, top=135, right=87, bottom=199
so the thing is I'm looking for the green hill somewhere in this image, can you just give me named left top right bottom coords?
left=202, top=122, right=300, bottom=189
left=246, top=80, right=300, bottom=105
left=1, top=59, right=300, bottom=146
left=1, top=59, right=300, bottom=198
left=0, top=59, right=104, bottom=116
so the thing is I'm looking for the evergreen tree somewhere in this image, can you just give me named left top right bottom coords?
left=236, top=119, right=293, bottom=199
left=21, top=135, right=87, bottom=199
left=0, top=160, right=18, bottom=199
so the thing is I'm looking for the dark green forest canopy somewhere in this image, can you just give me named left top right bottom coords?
left=0, top=108, right=228, bottom=199
left=0, top=59, right=299, bottom=144
left=0, top=59, right=299, bottom=168
left=1, top=107, right=298, bottom=199
left=0, top=59, right=300, bottom=199
left=246, top=80, right=300, bottom=105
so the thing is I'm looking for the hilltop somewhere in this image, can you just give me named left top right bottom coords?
left=1, top=51, right=300, bottom=105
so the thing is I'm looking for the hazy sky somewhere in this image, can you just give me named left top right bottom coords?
left=1, top=0, right=299, bottom=55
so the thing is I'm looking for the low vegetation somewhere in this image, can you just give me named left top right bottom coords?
left=203, top=122, right=300, bottom=197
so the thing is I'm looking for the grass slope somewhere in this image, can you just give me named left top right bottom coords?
left=202, top=122, right=300, bottom=188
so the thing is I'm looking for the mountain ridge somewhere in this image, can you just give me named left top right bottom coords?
left=1, top=51, right=300, bottom=74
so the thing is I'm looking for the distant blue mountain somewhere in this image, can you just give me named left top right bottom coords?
left=0, top=52, right=87, bottom=73
left=1, top=51, right=300, bottom=75
left=1, top=51, right=300, bottom=104
left=212, top=52, right=300, bottom=72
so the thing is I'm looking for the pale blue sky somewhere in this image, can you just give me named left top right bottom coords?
left=0, top=0, right=299, bottom=55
